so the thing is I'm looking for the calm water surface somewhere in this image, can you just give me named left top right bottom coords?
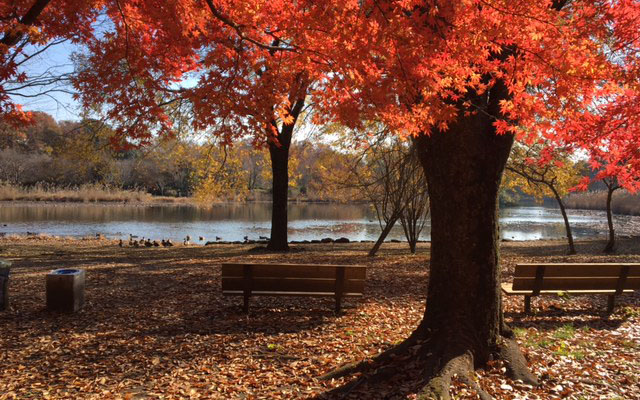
left=0, top=203, right=633, bottom=242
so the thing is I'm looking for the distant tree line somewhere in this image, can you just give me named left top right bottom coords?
left=0, top=112, right=360, bottom=201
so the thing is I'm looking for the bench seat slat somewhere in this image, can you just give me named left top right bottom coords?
left=222, top=276, right=365, bottom=293
left=223, top=290, right=364, bottom=297
left=222, top=263, right=367, bottom=279
left=515, top=263, right=640, bottom=278
left=502, top=283, right=634, bottom=295
left=512, top=277, right=640, bottom=291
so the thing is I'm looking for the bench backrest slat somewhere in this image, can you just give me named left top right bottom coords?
left=512, top=276, right=640, bottom=291
left=221, top=263, right=366, bottom=294
left=514, top=263, right=640, bottom=278
left=512, top=263, right=640, bottom=291
left=222, top=263, right=366, bottom=280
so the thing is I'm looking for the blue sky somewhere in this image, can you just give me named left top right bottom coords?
left=8, top=39, right=83, bottom=121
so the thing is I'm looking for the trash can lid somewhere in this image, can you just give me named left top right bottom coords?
left=51, top=269, right=81, bottom=275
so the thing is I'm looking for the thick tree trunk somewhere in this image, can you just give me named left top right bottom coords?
left=413, top=106, right=514, bottom=368
left=550, top=186, right=576, bottom=254
left=321, top=94, right=538, bottom=399
left=603, top=186, right=617, bottom=253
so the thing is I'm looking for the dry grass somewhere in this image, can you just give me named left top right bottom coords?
left=0, top=183, right=194, bottom=204
left=566, top=191, right=640, bottom=216
left=0, top=238, right=639, bottom=399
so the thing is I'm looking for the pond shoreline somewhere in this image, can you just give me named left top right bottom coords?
left=1, top=203, right=640, bottom=243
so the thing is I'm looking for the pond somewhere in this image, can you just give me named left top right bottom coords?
left=0, top=202, right=638, bottom=243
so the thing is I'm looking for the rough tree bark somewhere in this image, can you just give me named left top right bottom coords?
left=322, top=84, right=537, bottom=399
left=410, top=84, right=532, bottom=398
left=266, top=97, right=305, bottom=251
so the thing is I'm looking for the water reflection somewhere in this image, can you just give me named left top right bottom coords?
left=0, top=203, right=627, bottom=242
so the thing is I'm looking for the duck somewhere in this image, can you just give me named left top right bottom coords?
left=259, top=236, right=269, bottom=240
left=199, top=236, right=204, bottom=241
left=153, top=240, right=160, bottom=247
left=243, top=235, right=249, bottom=242
left=215, top=236, right=222, bottom=241
left=144, top=239, right=153, bottom=247
left=133, top=240, right=140, bottom=248
left=118, top=239, right=123, bottom=247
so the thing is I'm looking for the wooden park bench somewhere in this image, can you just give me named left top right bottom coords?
left=502, top=263, right=640, bottom=314
left=221, top=263, right=367, bottom=313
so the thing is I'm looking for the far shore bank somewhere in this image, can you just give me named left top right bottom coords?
left=566, top=190, right=640, bottom=216
left=0, top=183, right=363, bottom=205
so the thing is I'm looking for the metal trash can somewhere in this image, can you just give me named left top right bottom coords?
left=0, top=259, right=11, bottom=311
left=46, top=269, right=86, bottom=312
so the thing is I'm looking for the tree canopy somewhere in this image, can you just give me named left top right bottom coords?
left=2, top=1, right=639, bottom=179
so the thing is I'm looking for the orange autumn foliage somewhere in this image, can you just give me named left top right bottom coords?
left=2, top=1, right=639, bottom=191
left=54, top=0, right=640, bottom=191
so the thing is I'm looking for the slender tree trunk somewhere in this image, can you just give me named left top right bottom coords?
left=368, top=217, right=398, bottom=257
left=603, top=186, right=617, bottom=253
left=266, top=97, right=305, bottom=251
left=400, top=209, right=418, bottom=254
left=267, top=140, right=290, bottom=251
left=550, top=186, right=576, bottom=255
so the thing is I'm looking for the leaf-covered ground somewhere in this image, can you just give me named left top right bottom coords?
left=0, top=237, right=638, bottom=399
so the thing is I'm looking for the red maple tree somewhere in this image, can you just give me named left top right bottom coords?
left=0, top=0, right=102, bottom=124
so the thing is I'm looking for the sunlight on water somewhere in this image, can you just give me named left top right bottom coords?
left=0, top=203, right=632, bottom=243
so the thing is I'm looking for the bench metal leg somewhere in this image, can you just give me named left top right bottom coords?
left=607, top=295, right=615, bottom=314
left=524, top=295, right=532, bottom=314
left=243, top=295, right=250, bottom=313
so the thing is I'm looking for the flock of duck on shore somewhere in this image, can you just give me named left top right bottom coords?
left=117, top=234, right=271, bottom=248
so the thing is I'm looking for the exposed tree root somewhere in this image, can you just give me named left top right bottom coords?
left=319, top=330, right=424, bottom=381
left=418, top=353, right=482, bottom=400
left=319, top=332, right=538, bottom=399
left=498, top=338, right=538, bottom=385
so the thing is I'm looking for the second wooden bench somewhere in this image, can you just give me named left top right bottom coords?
left=502, top=263, right=640, bottom=313
left=221, top=263, right=367, bottom=312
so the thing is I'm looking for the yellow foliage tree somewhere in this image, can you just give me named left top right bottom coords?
left=191, top=141, right=249, bottom=202
left=505, top=143, right=586, bottom=254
